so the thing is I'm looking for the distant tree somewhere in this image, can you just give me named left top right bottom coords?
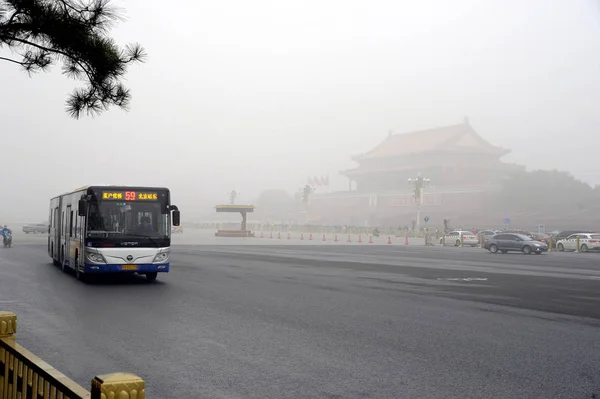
left=497, top=169, right=596, bottom=212
left=0, top=0, right=146, bottom=118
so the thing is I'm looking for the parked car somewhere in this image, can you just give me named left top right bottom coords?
left=529, top=232, right=551, bottom=245
left=554, top=230, right=596, bottom=241
left=440, top=230, right=479, bottom=246
left=503, top=229, right=535, bottom=238
left=549, top=230, right=596, bottom=249
left=478, top=230, right=498, bottom=238
left=556, top=233, right=600, bottom=252
left=22, top=222, right=48, bottom=234
left=484, top=233, right=548, bottom=254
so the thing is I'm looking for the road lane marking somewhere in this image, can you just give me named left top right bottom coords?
left=437, top=278, right=489, bottom=282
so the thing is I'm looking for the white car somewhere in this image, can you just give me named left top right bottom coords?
left=440, top=230, right=479, bottom=247
left=556, top=233, right=600, bottom=252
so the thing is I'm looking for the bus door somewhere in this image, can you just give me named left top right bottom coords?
left=57, top=197, right=64, bottom=262
left=66, top=205, right=72, bottom=264
left=61, top=207, right=67, bottom=263
left=73, top=205, right=84, bottom=268
left=53, top=205, right=60, bottom=260
left=76, top=209, right=84, bottom=268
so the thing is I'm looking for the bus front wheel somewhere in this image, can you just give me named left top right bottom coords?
left=75, top=264, right=87, bottom=282
left=145, top=272, right=158, bottom=281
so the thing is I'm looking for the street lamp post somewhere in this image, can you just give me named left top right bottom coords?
left=300, top=184, right=314, bottom=224
left=408, top=175, right=430, bottom=227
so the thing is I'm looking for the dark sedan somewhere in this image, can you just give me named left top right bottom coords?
left=484, top=233, right=548, bottom=255
left=530, top=232, right=551, bottom=245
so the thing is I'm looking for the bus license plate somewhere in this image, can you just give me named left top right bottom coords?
left=122, top=264, right=138, bottom=271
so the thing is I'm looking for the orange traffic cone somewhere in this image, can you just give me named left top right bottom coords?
left=404, top=236, right=409, bottom=246
left=368, top=236, right=373, bottom=244
left=387, top=236, right=392, bottom=245
left=347, top=235, right=352, bottom=243
left=358, top=235, right=363, bottom=243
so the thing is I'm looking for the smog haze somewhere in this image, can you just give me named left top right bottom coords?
left=2, top=0, right=600, bottom=222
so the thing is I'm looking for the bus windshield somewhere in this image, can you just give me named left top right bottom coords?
left=87, top=201, right=170, bottom=238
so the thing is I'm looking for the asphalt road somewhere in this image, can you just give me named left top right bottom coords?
left=1, top=232, right=600, bottom=398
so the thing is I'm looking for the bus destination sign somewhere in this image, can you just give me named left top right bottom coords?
left=101, top=191, right=159, bottom=201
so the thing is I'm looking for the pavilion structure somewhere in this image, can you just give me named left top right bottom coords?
left=215, top=205, right=255, bottom=237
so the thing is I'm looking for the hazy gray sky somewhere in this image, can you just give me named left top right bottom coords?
left=2, top=0, right=600, bottom=221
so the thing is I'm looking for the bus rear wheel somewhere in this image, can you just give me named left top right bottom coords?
left=145, top=272, right=158, bottom=281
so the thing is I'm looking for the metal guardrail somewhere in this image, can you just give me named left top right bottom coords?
left=0, top=311, right=145, bottom=399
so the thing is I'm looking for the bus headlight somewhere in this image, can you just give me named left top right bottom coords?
left=86, top=252, right=106, bottom=263
left=153, top=252, right=169, bottom=263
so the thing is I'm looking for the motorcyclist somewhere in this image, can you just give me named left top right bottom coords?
left=1, top=225, right=12, bottom=246
left=0, top=225, right=11, bottom=237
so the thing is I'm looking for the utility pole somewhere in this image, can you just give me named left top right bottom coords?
left=408, top=175, right=430, bottom=227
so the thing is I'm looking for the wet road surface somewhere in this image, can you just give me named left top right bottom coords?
left=1, top=233, right=599, bottom=398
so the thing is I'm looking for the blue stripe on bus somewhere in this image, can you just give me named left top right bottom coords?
left=83, top=263, right=170, bottom=273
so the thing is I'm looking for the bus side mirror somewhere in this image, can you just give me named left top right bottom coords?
left=172, top=210, right=181, bottom=227
left=78, top=200, right=87, bottom=216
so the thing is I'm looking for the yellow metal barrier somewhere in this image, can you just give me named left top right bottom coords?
left=0, top=311, right=145, bottom=399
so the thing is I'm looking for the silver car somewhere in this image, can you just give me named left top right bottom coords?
left=22, top=223, right=48, bottom=234
left=440, top=230, right=479, bottom=246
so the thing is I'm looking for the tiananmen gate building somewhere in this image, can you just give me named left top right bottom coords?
left=307, top=120, right=525, bottom=227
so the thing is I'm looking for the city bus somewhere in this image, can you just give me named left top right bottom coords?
left=49, top=185, right=180, bottom=281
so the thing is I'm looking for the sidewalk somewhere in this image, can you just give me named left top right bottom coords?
left=172, top=230, right=432, bottom=246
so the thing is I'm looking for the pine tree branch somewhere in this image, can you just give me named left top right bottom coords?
left=0, top=55, right=24, bottom=65
left=1, top=32, right=70, bottom=61
left=0, top=33, right=96, bottom=84
left=6, top=7, right=21, bottom=26
left=0, top=0, right=145, bottom=118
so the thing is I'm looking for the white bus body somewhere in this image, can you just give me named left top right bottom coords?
left=49, top=185, right=180, bottom=281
